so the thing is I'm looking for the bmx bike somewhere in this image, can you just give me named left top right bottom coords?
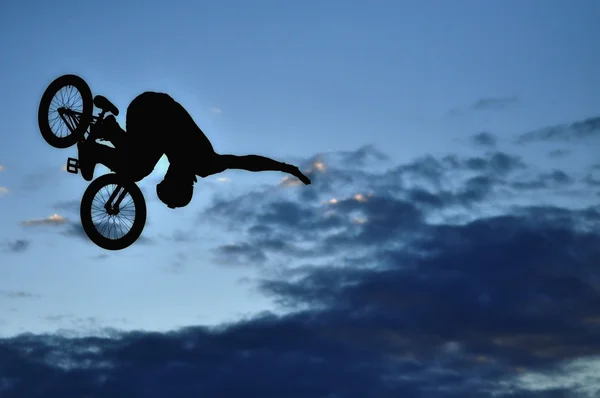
left=37, top=74, right=147, bottom=251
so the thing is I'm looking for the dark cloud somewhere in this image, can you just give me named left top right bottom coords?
left=393, top=151, right=525, bottom=185
left=471, top=96, right=518, bottom=111
left=43, top=314, right=128, bottom=329
left=517, top=116, right=600, bottom=144
left=202, top=148, right=586, bottom=270
left=2, top=144, right=600, bottom=397
left=2, top=203, right=598, bottom=397
left=53, top=200, right=81, bottom=214
left=3, top=239, right=30, bottom=253
left=0, top=291, right=40, bottom=299
left=213, top=242, right=268, bottom=265
left=548, top=149, right=570, bottom=158
left=471, top=132, right=497, bottom=147
left=511, top=169, right=574, bottom=190
left=166, top=252, right=188, bottom=273
left=92, top=253, right=110, bottom=260
left=337, top=144, right=390, bottom=167
left=583, top=172, right=600, bottom=188
left=203, top=147, right=595, bottom=282
left=155, top=229, right=200, bottom=246
left=19, top=166, right=64, bottom=192
left=449, top=96, right=519, bottom=116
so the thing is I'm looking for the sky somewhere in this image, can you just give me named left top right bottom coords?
left=0, top=0, right=599, bottom=396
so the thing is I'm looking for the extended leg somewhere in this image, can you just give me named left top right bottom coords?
left=215, top=154, right=311, bottom=185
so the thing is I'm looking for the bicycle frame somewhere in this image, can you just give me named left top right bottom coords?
left=60, top=108, right=129, bottom=214
left=105, top=186, right=129, bottom=214
left=58, top=108, right=105, bottom=142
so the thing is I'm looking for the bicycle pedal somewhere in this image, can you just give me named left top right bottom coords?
left=66, top=157, right=79, bottom=174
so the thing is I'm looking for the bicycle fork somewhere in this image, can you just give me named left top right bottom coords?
left=57, top=108, right=81, bottom=135
left=105, top=186, right=128, bottom=215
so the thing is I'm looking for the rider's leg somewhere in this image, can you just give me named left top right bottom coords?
left=210, top=153, right=311, bottom=185
left=77, top=116, right=130, bottom=181
left=78, top=141, right=163, bottom=183
left=100, top=115, right=127, bottom=150
left=77, top=141, right=127, bottom=182
left=124, top=91, right=311, bottom=185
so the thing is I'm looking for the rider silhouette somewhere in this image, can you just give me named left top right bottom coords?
left=77, top=92, right=311, bottom=208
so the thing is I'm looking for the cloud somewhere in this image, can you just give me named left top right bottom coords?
left=517, top=116, right=600, bottom=144
left=497, top=355, right=600, bottom=397
left=548, top=149, right=570, bottom=158
left=1, top=199, right=599, bottom=397
left=450, top=96, right=519, bottom=116
left=92, top=254, right=110, bottom=261
left=213, top=242, right=268, bottom=265
left=21, top=214, right=68, bottom=227
left=19, top=169, right=62, bottom=191
left=3, top=239, right=30, bottom=253
left=471, top=131, right=497, bottom=147
left=2, top=142, right=600, bottom=397
left=204, top=147, right=593, bottom=270
left=166, top=252, right=189, bottom=273
left=0, top=187, right=9, bottom=197
left=0, top=291, right=40, bottom=299
left=511, top=169, right=574, bottom=190
left=53, top=200, right=80, bottom=214
left=472, top=95, right=518, bottom=111
left=336, top=144, right=390, bottom=167
left=209, top=107, right=222, bottom=114
left=0, top=164, right=4, bottom=171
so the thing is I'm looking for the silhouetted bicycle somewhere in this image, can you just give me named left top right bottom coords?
left=38, top=74, right=147, bottom=251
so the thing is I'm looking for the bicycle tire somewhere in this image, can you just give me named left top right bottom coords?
left=80, top=173, right=147, bottom=251
left=38, top=74, right=93, bottom=148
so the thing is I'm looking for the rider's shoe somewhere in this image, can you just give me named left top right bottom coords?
left=284, top=163, right=311, bottom=185
left=77, top=141, right=96, bottom=182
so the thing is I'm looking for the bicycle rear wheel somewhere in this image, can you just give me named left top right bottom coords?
left=80, top=174, right=147, bottom=250
left=38, top=74, right=93, bottom=148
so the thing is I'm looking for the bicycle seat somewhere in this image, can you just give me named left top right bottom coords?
left=93, top=95, right=120, bottom=116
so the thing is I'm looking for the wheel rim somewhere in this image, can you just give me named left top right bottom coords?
left=47, top=85, right=84, bottom=140
left=91, top=183, right=137, bottom=241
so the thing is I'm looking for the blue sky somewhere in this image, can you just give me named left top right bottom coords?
left=1, top=0, right=600, bottom=396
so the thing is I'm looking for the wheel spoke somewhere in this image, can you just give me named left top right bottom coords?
left=46, top=85, right=84, bottom=141
left=90, top=184, right=138, bottom=241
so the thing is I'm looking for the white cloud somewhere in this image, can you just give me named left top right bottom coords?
left=209, top=107, right=222, bottom=114
left=279, top=176, right=302, bottom=187
left=280, top=159, right=325, bottom=187
left=21, top=213, right=68, bottom=226
left=0, top=187, right=9, bottom=196
left=313, top=160, right=326, bottom=172
left=496, top=356, right=600, bottom=398
left=0, top=164, right=4, bottom=172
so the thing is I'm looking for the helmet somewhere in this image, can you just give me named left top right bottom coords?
left=156, top=178, right=194, bottom=209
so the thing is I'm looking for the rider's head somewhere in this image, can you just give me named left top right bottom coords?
left=157, top=178, right=193, bottom=209
left=156, top=167, right=194, bottom=209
